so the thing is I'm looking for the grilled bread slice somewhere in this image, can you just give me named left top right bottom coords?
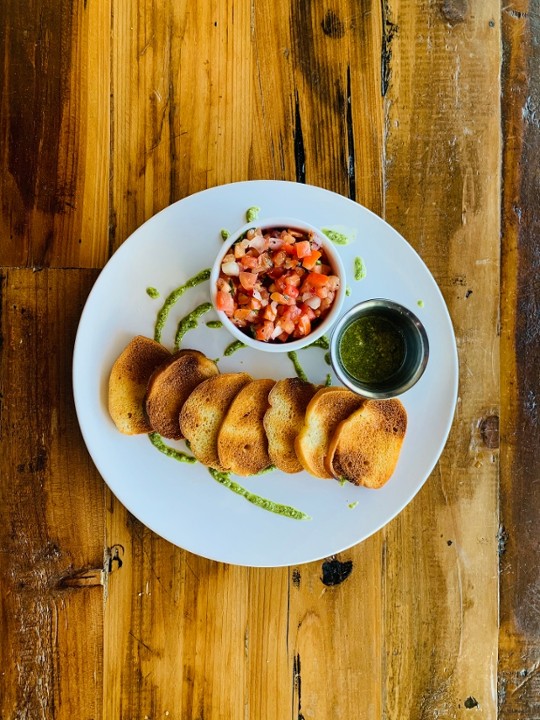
left=263, top=378, right=319, bottom=473
left=108, top=336, right=171, bottom=434
left=145, top=349, right=219, bottom=440
left=294, top=387, right=365, bottom=479
left=326, top=399, right=407, bottom=488
left=217, top=378, right=275, bottom=476
left=179, top=372, right=252, bottom=470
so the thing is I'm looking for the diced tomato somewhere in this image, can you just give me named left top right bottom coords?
left=302, top=250, right=322, bottom=270
left=255, top=321, right=275, bottom=341
left=239, top=271, right=257, bottom=290
left=216, top=290, right=234, bottom=316
left=295, top=314, right=311, bottom=337
left=281, top=243, right=296, bottom=255
left=304, top=272, right=329, bottom=288
left=294, top=240, right=311, bottom=258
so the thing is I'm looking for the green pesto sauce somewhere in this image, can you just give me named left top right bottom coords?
left=348, top=501, right=359, bottom=509
left=174, top=302, right=213, bottom=350
left=154, top=269, right=211, bottom=343
left=221, top=229, right=230, bottom=241
left=253, top=464, right=276, bottom=476
left=324, top=351, right=331, bottom=365
left=354, top=256, right=367, bottom=281
left=417, top=299, right=425, bottom=308
left=325, top=373, right=332, bottom=386
left=206, top=320, right=223, bottom=329
left=208, top=468, right=310, bottom=520
left=346, top=285, right=352, bottom=297
left=305, top=334, right=330, bottom=350
left=287, top=351, right=308, bottom=382
left=339, top=315, right=405, bottom=384
left=339, top=477, right=348, bottom=486
left=224, top=340, right=246, bottom=356
left=246, top=206, right=261, bottom=222
left=146, top=286, right=160, bottom=299
left=149, top=432, right=196, bottom=463
left=322, top=228, right=351, bottom=245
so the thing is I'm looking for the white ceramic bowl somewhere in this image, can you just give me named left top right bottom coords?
left=210, top=216, right=346, bottom=352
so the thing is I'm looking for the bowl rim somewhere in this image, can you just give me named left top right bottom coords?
left=209, top=216, right=347, bottom=353
left=329, top=298, right=430, bottom=398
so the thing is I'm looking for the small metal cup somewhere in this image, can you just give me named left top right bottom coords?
left=329, top=299, right=429, bottom=399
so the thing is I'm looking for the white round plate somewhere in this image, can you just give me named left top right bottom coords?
left=73, top=180, right=458, bottom=567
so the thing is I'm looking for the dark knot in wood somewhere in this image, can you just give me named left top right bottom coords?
left=479, top=415, right=499, bottom=449
left=441, top=0, right=468, bottom=25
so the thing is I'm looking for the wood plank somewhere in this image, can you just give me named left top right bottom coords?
left=289, top=539, right=383, bottom=719
left=110, top=0, right=256, bottom=250
left=499, top=2, right=540, bottom=716
left=0, top=1, right=110, bottom=269
left=104, top=499, right=292, bottom=718
left=382, top=1, right=500, bottom=717
left=0, top=268, right=105, bottom=718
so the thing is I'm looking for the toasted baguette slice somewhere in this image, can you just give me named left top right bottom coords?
left=108, top=336, right=171, bottom=434
left=263, top=378, right=319, bottom=473
left=294, top=387, right=365, bottom=479
left=179, top=372, right=252, bottom=470
left=217, top=379, right=275, bottom=476
left=327, top=399, right=407, bottom=488
left=145, top=349, right=219, bottom=440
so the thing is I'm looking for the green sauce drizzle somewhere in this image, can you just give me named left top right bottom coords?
left=325, top=373, right=332, bottom=386
left=224, top=340, right=246, bottom=356
left=208, top=468, right=310, bottom=520
left=346, top=285, right=352, bottom=297
left=348, top=501, right=359, bottom=509
left=354, top=256, right=367, bottom=281
left=174, top=302, right=213, bottom=350
left=252, top=465, right=276, bottom=476
left=146, top=287, right=160, bottom=299
left=154, top=268, right=211, bottom=343
left=246, top=206, right=261, bottom=222
left=324, top=351, right=331, bottom=365
left=322, top=228, right=351, bottom=245
left=287, top=351, right=308, bottom=382
left=304, top=334, right=330, bottom=350
left=221, top=229, right=230, bottom=241
left=417, top=299, right=425, bottom=308
left=149, top=432, right=196, bottom=463
left=206, top=320, right=223, bottom=329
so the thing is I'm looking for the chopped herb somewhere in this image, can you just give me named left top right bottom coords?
left=146, top=287, right=160, bottom=299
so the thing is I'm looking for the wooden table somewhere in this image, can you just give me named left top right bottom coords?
left=1, top=1, right=538, bottom=717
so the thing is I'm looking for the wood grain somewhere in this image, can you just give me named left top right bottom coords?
left=499, top=2, right=540, bottom=716
left=0, top=1, right=110, bottom=269
left=382, top=1, right=500, bottom=717
left=0, top=0, right=520, bottom=718
left=0, top=269, right=105, bottom=718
